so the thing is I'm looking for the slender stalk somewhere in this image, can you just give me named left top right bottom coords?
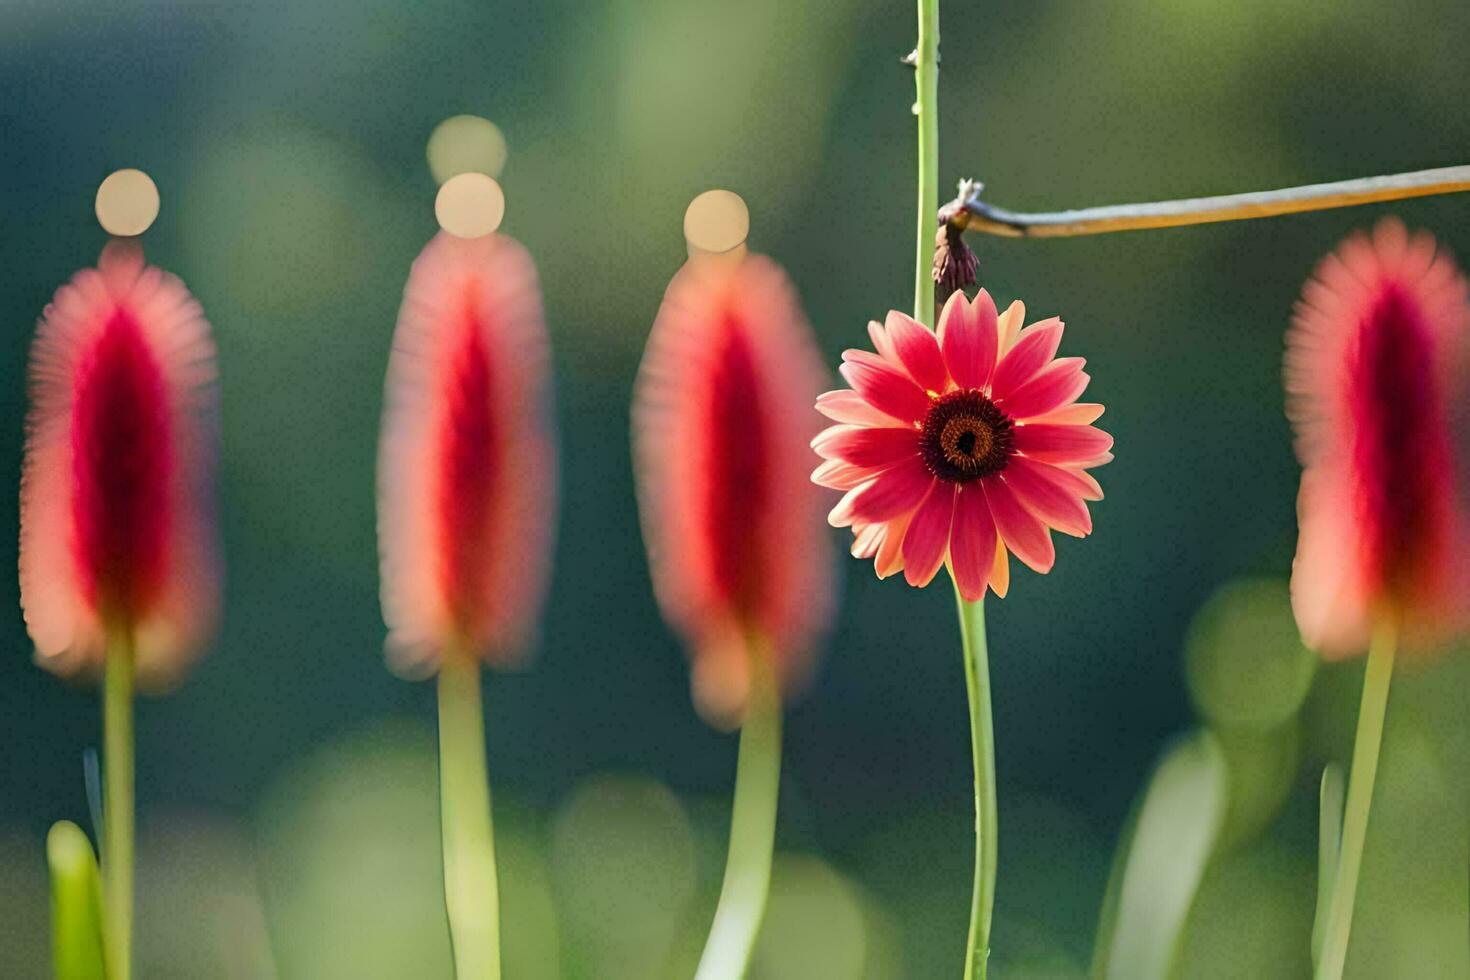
left=1315, top=617, right=1398, bottom=980
left=912, top=0, right=940, bottom=326
left=912, top=0, right=1000, bottom=972
left=913, top=1, right=999, bottom=972
left=438, top=650, right=502, bottom=979
left=102, top=627, right=135, bottom=980
left=941, top=165, right=1470, bottom=239
left=954, top=585, right=997, bottom=980
left=694, top=643, right=783, bottom=980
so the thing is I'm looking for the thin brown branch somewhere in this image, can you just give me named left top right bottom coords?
left=939, top=166, right=1470, bottom=238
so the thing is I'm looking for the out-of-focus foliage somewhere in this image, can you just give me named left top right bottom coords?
left=2, top=0, right=1470, bottom=976
left=1185, top=578, right=1317, bottom=732
left=46, top=821, right=103, bottom=980
left=1093, top=732, right=1226, bottom=980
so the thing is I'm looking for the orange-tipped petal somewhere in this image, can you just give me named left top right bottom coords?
left=989, top=538, right=1010, bottom=598
left=377, top=232, right=557, bottom=677
left=21, top=241, right=220, bottom=689
left=633, top=255, right=835, bottom=722
left=874, top=509, right=911, bottom=579
left=996, top=300, right=1025, bottom=355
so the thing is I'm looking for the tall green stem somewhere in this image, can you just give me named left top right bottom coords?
left=102, top=628, right=134, bottom=980
left=694, top=645, right=783, bottom=980
left=914, top=0, right=994, bottom=972
left=438, top=650, right=502, bottom=979
left=955, top=585, right=997, bottom=980
left=913, top=0, right=940, bottom=327
left=1315, top=618, right=1397, bottom=980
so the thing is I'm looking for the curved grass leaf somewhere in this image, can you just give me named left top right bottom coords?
left=1091, top=731, right=1228, bottom=980
left=47, top=821, right=104, bottom=980
left=1311, top=764, right=1345, bottom=969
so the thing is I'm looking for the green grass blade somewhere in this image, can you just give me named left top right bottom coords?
left=47, top=820, right=105, bottom=980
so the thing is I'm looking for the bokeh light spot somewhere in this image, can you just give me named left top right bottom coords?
left=751, top=854, right=869, bottom=979
left=551, top=773, right=696, bottom=978
left=427, top=115, right=508, bottom=185
left=95, top=169, right=160, bottom=237
left=435, top=173, right=506, bottom=239
left=1184, top=577, right=1317, bottom=731
left=683, top=189, right=749, bottom=255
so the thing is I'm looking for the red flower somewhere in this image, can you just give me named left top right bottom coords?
left=633, top=256, right=835, bottom=725
left=378, top=232, right=557, bottom=676
left=812, top=289, right=1110, bottom=601
left=1287, top=218, right=1470, bottom=656
left=20, top=242, right=219, bottom=687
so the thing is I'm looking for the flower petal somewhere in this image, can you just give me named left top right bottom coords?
left=1001, top=458, right=1092, bottom=537
left=834, top=457, right=932, bottom=526
left=1026, top=402, right=1105, bottom=425
left=816, top=389, right=906, bottom=426
left=998, top=357, right=1088, bottom=420
left=990, top=538, right=1010, bottom=597
left=884, top=311, right=948, bottom=392
left=902, top=481, right=956, bottom=587
left=938, top=289, right=999, bottom=390
left=1051, top=465, right=1104, bottom=501
left=949, top=484, right=997, bottom=601
left=996, top=300, right=1025, bottom=355
left=991, top=317, right=1063, bottom=399
left=811, top=424, right=920, bottom=468
left=874, top=509, right=912, bottom=578
left=812, top=457, right=875, bottom=490
left=1013, top=423, right=1114, bottom=465
left=867, top=319, right=899, bottom=365
left=984, top=477, right=1055, bottom=573
left=851, top=522, right=884, bottom=559
left=839, top=351, right=931, bottom=424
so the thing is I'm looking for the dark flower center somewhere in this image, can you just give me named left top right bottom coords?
left=919, top=388, right=1013, bottom=483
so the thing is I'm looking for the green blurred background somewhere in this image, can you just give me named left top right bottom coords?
left=3, top=0, right=1470, bottom=976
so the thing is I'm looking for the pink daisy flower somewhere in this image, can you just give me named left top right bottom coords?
left=20, top=241, right=220, bottom=688
left=633, top=255, right=835, bottom=726
left=1286, top=217, right=1470, bottom=657
left=812, top=289, right=1111, bottom=601
left=377, top=231, right=557, bottom=677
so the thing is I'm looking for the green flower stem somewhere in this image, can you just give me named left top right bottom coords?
left=102, top=628, right=134, bottom=980
left=1315, top=617, right=1397, bottom=980
left=437, top=649, right=502, bottom=980
left=913, top=0, right=940, bottom=327
left=955, top=585, right=997, bottom=980
left=695, top=643, right=783, bottom=980
left=913, top=2, right=995, bottom=972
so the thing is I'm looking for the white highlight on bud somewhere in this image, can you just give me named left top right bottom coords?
left=683, top=189, right=749, bottom=259
left=95, top=169, right=160, bottom=237
left=435, top=173, right=506, bottom=239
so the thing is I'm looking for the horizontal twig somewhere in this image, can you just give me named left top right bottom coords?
left=939, top=166, right=1470, bottom=238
